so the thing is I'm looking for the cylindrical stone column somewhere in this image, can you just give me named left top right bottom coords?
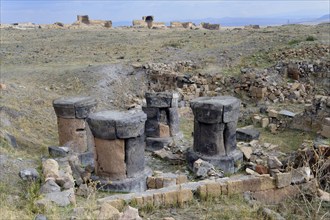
left=87, top=110, right=151, bottom=192
left=53, top=96, right=97, bottom=153
left=187, top=96, right=243, bottom=173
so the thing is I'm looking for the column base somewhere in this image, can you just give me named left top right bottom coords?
left=145, top=132, right=183, bottom=152
left=91, top=167, right=152, bottom=193
left=186, top=148, right=243, bottom=174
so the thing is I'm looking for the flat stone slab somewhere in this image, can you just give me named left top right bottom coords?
left=186, top=148, right=243, bottom=174
left=236, top=128, right=260, bottom=142
left=53, top=96, right=97, bottom=119
left=145, top=92, right=178, bottom=108
left=278, top=110, right=296, bottom=118
left=146, top=137, right=173, bottom=151
left=92, top=167, right=152, bottom=193
left=87, top=110, right=147, bottom=140
left=190, top=96, right=240, bottom=124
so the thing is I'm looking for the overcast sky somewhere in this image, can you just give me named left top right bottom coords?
left=1, top=0, right=329, bottom=24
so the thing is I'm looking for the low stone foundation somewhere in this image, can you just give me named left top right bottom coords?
left=97, top=175, right=317, bottom=209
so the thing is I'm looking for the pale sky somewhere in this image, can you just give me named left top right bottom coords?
left=1, top=0, right=329, bottom=24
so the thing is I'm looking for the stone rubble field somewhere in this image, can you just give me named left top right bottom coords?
left=0, top=23, right=329, bottom=219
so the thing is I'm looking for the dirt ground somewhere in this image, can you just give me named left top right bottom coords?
left=0, top=24, right=329, bottom=219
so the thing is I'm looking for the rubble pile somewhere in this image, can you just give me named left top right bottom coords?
left=272, top=45, right=330, bottom=61
left=142, top=59, right=329, bottom=108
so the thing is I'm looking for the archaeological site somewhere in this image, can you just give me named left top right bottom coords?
left=0, top=6, right=329, bottom=220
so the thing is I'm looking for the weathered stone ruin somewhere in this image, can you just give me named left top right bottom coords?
left=53, top=96, right=97, bottom=153
left=87, top=110, right=152, bottom=192
left=170, top=21, right=194, bottom=29
left=74, top=15, right=112, bottom=28
left=244, top=25, right=260, bottom=29
left=201, top=22, right=220, bottom=30
left=132, top=16, right=166, bottom=29
left=187, top=96, right=243, bottom=173
left=143, top=92, right=181, bottom=151
left=143, top=15, right=154, bottom=29
left=77, top=15, right=90, bottom=24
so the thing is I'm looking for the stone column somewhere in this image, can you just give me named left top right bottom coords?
left=87, top=110, right=151, bottom=192
left=143, top=92, right=182, bottom=151
left=187, top=96, right=243, bottom=173
left=53, top=96, right=97, bottom=153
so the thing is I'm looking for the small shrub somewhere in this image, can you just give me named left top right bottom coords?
left=306, top=36, right=316, bottom=41
left=288, top=39, right=301, bottom=45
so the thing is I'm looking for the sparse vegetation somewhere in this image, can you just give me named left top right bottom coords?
left=0, top=23, right=329, bottom=219
left=306, top=35, right=317, bottom=41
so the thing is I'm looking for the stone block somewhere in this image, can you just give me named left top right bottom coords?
left=159, top=109, right=168, bottom=124
left=43, top=159, right=59, bottom=179
left=147, top=177, right=156, bottom=189
left=125, top=135, right=145, bottom=178
left=44, top=188, right=76, bottom=207
left=251, top=185, right=299, bottom=205
left=239, top=146, right=252, bottom=160
left=176, top=175, right=188, bottom=185
left=291, top=167, right=310, bottom=184
left=163, top=190, right=178, bottom=206
left=267, top=156, right=282, bottom=169
left=163, top=177, right=177, bottom=188
left=219, top=182, right=228, bottom=195
left=131, top=197, right=144, bottom=207
left=57, top=117, right=88, bottom=153
left=94, top=138, right=126, bottom=180
left=94, top=167, right=151, bottom=193
left=53, top=96, right=97, bottom=119
left=321, top=124, right=330, bottom=138
left=193, top=121, right=226, bottom=156
left=241, top=176, right=262, bottom=192
left=48, top=146, right=70, bottom=158
left=186, top=148, right=243, bottom=174
left=153, top=192, right=165, bottom=206
left=258, top=176, right=276, bottom=191
left=236, top=128, right=260, bottom=142
left=87, top=114, right=116, bottom=140
left=78, top=151, right=94, bottom=168
left=87, top=110, right=147, bottom=140
left=115, top=111, right=147, bottom=139
left=159, top=123, right=170, bottom=138
left=275, top=172, right=292, bottom=188
left=145, top=92, right=173, bottom=108
left=142, top=107, right=160, bottom=120
left=171, top=93, right=179, bottom=108
left=142, top=194, right=154, bottom=206
left=268, top=123, right=277, bottom=134
left=104, top=200, right=125, bottom=211
left=196, top=185, right=207, bottom=199
left=268, top=109, right=278, bottom=118
left=177, top=188, right=193, bottom=205
left=224, top=121, right=238, bottom=154
left=168, top=107, right=180, bottom=136
left=206, top=182, right=221, bottom=197
left=145, top=119, right=160, bottom=137
left=323, top=117, right=330, bottom=126
left=146, top=137, right=173, bottom=151
left=261, top=118, right=270, bottom=128
left=155, top=177, right=164, bottom=189
left=255, top=164, right=269, bottom=175
left=227, top=179, right=244, bottom=195
left=97, top=203, right=120, bottom=220
left=190, top=99, right=223, bottom=124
